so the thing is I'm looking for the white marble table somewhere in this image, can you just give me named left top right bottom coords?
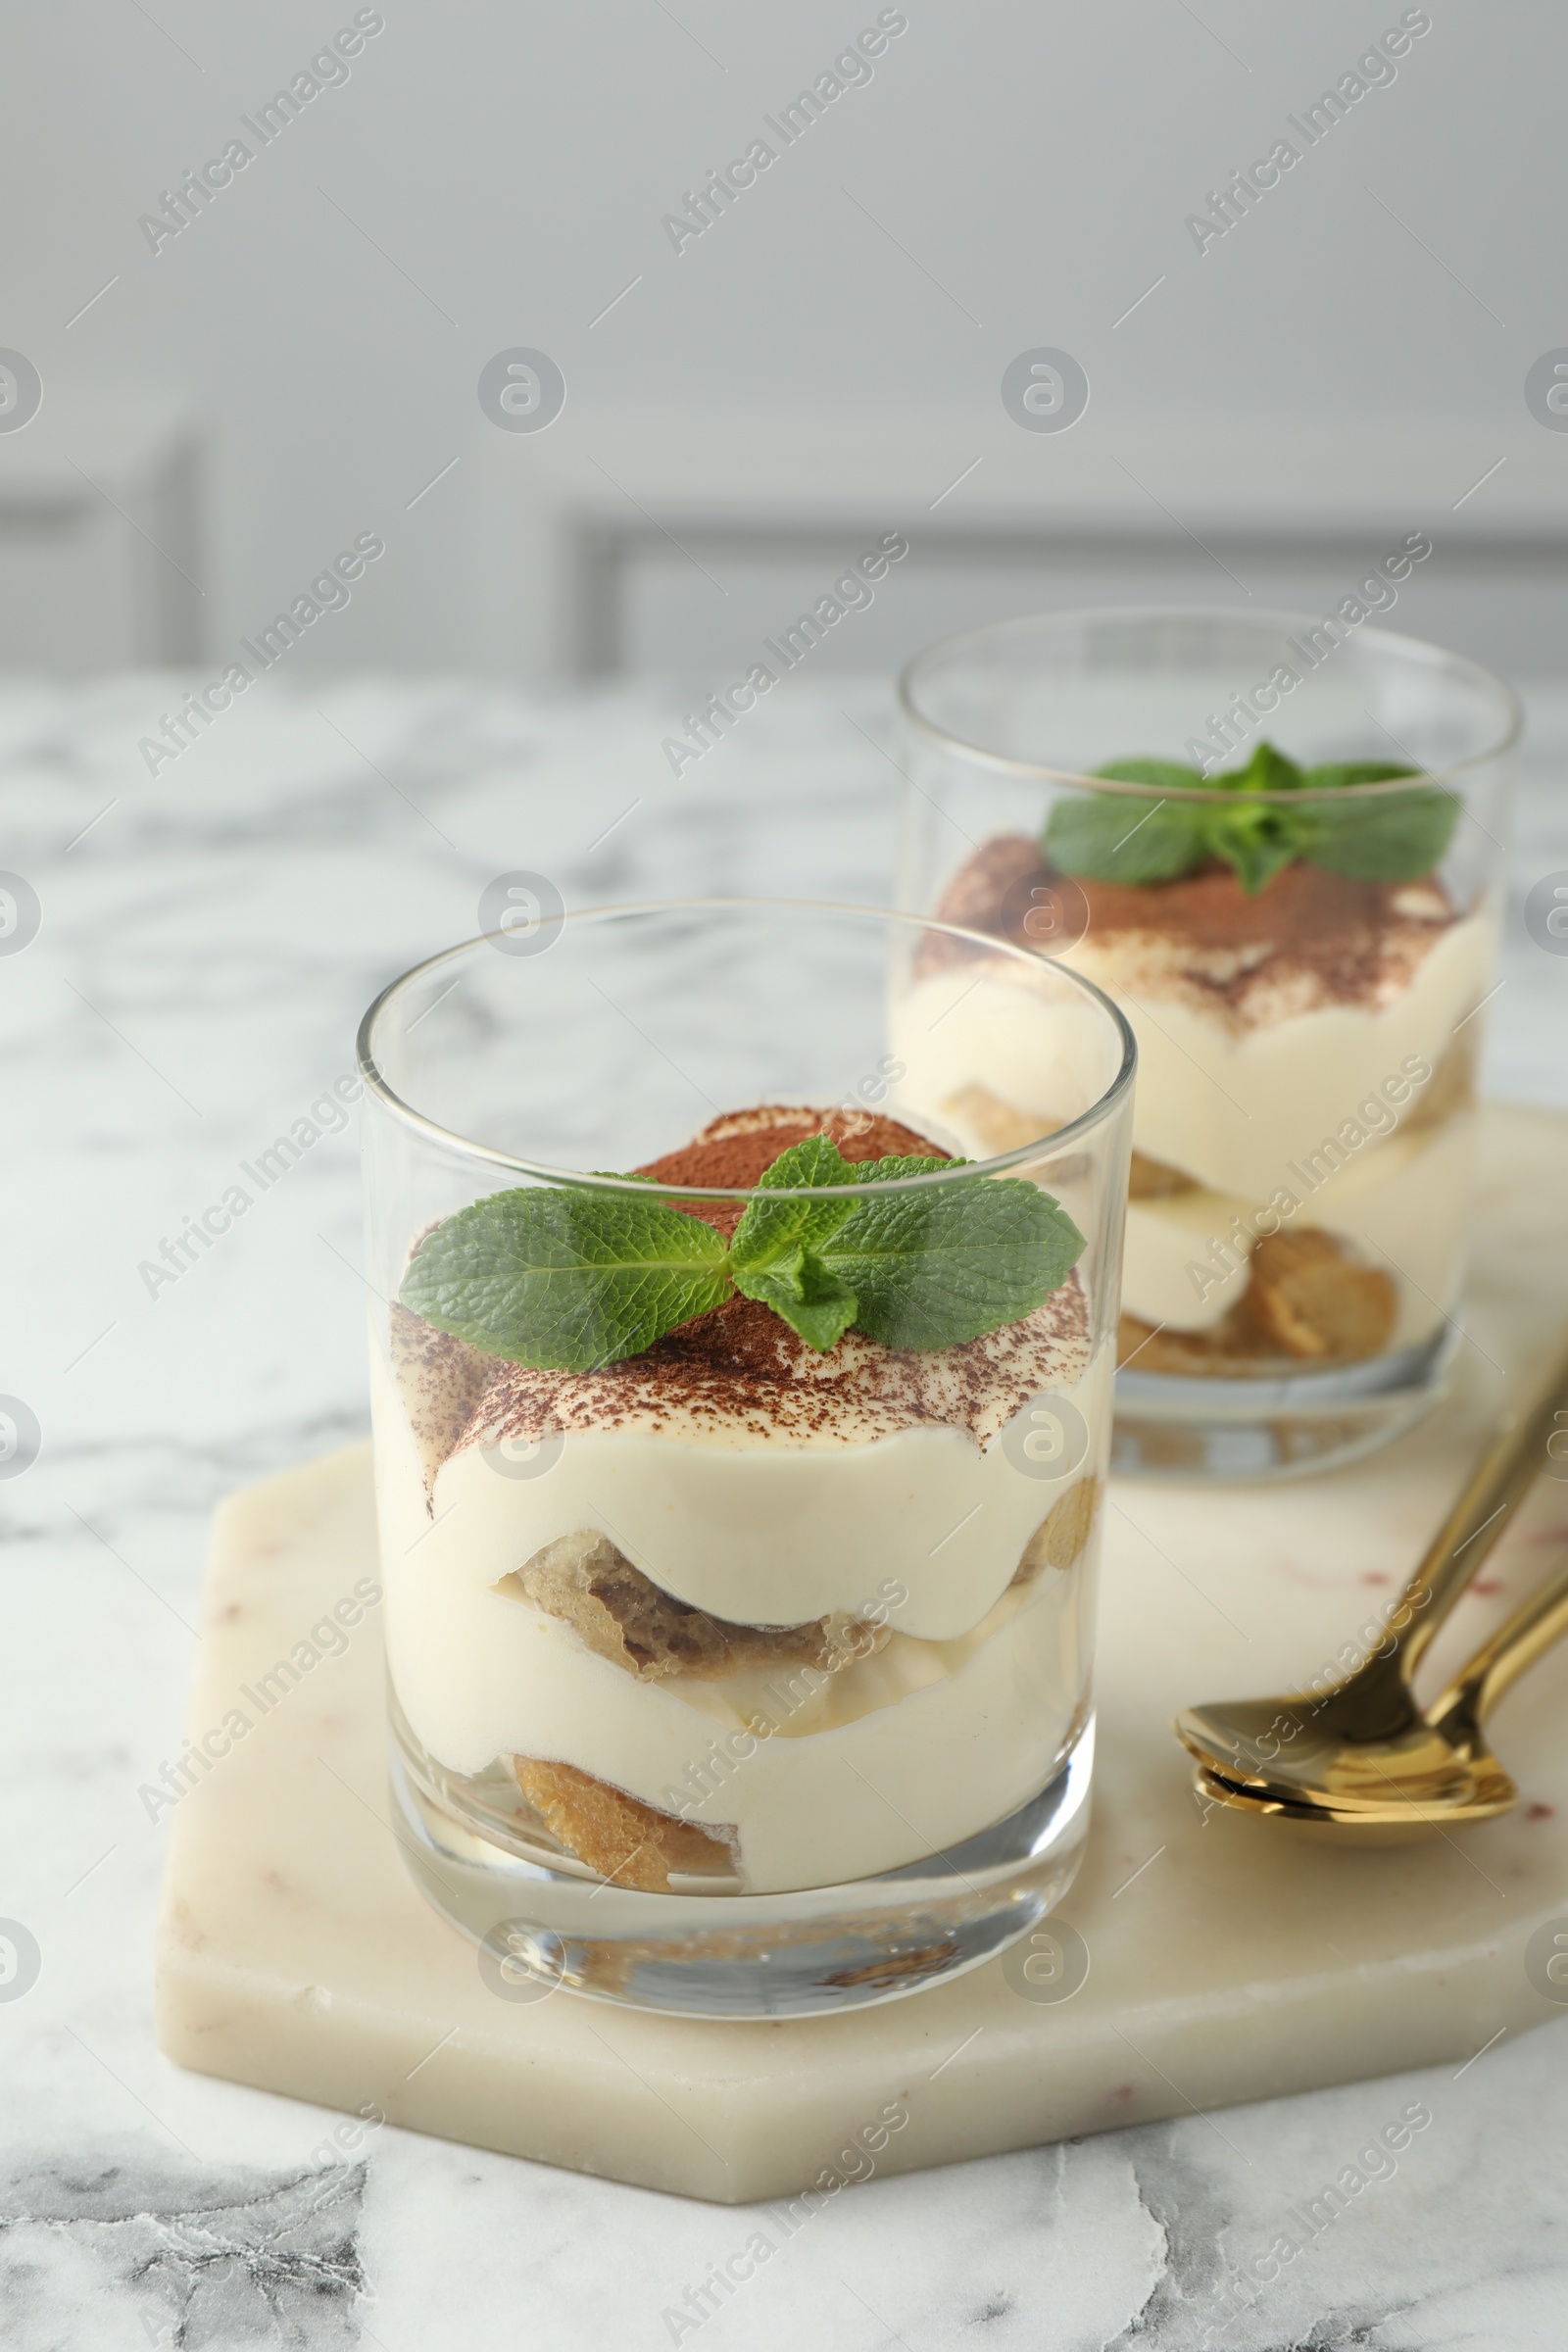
left=3, top=672, right=1566, bottom=2350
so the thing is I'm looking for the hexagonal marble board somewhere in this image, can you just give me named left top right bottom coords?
left=157, top=1106, right=1568, bottom=2203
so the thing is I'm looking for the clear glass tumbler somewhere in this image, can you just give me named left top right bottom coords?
left=358, top=900, right=1133, bottom=2017
left=897, top=608, right=1520, bottom=1481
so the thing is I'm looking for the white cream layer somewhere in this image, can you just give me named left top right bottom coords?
left=893, top=914, right=1493, bottom=1203
left=378, top=1342, right=1113, bottom=1643
left=1119, top=1114, right=1474, bottom=1339
left=381, top=1527, right=1093, bottom=1893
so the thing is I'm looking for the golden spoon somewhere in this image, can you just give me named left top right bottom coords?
left=1190, top=1547, right=1568, bottom=1837
left=1173, top=1335, right=1568, bottom=1837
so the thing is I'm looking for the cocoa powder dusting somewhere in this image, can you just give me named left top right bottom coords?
left=635, top=1105, right=950, bottom=1238
left=465, top=1271, right=1090, bottom=1450
left=929, top=832, right=1457, bottom=1021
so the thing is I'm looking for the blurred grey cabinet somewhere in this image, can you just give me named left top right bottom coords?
left=474, top=416, right=1568, bottom=683
left=0, top=399, right=202, bottom=669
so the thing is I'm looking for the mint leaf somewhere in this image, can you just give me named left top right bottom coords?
left=728, top=1136, right=865, bottom=1348
left=1206, top=797, right=1308, bottom=896
left=820, top=1179, right=1086, bottom=1352
left=850, top=1152, right=956, bottom=1183
left=1046, top=762, right=1208, bottom=884
left=1200, top=741, right=1309, bottom=893
left=729, top=1141, right=961, bottom=1349
left=728, top=1135, right=862, bottom=1278
left=1301, top=778, right=1457, bottom=881
left=1223, top=741, right=1305, bottom=795
left=1045, top=742, right=1451, bottom=894
left=729, top=1137, right=1084, bottom=1355
left=402, top=1141, right=1087, bottom=1370
left=1096, top=759, right=1209, bottom=792
left=735, top=1247, right=859, bottom=1350
left=399, top=1186, right=731, bottom=1372
left=1211, top=818, right=1302, bottom=894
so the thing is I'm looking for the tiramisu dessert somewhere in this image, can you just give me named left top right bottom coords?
left=895, top=744, right=1492, bottom=1375
left=372, top=1106, right=1109, bottom=1896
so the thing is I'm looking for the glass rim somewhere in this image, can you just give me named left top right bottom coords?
left=896, top=602, right=1524, bottom=803
left=356, top=895, right=1138, bottom=1198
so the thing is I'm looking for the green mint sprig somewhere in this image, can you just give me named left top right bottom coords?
left=398, top=1188, right=732, bottom=1373
left=399, top=1136, right=1086, bottom=1371
left=1044, top=741, right=1456, bottom=895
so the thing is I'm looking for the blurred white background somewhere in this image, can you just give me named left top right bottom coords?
left=3, top=0, right=1565, bottom=679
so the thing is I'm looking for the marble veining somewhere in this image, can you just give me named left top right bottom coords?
left=0, top=2151, right=366, bottom=2349
left=3, top=673, right=1567, bottom=2350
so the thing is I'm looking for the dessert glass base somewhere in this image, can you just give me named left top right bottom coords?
left=388, top=1700, right=1094, bottom=2019
left=1111, top=1325, right=1458, bottom=1482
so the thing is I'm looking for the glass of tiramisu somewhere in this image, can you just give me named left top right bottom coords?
left=897, top=608, right=1519, bottom=1479
left=359, top=900, right=1133, bottom=2016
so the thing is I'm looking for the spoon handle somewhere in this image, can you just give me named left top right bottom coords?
left=1387, top=1332, right=1568, bottom=1680
left=1428, top=1548, right=1568, bottom=1738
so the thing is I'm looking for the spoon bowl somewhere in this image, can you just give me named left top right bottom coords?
left=1190, top=1753, right=1519, bottom=1842
left=1174, top=1689, right=1511, bottom=1818
left=1172, top=1336, right=1568, bottom=1840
